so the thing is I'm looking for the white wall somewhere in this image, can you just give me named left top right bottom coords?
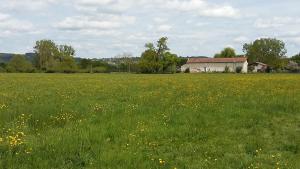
left=181, top=61, right=248, bottom=73
left=253, top=64, right=264, bottom=72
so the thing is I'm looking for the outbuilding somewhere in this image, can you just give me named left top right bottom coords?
left=248, top=62, right=268, bottom=72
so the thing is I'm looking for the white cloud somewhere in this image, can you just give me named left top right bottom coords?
left=234, top=36, right=249, bottom=43
left=55, top=14, right=136, bottom=31
left=0, top=13, right=10, bottom=20
left=154, top=17, right=168, bottom=23
left=255, top=17, right=300, bottom=29
left=0, top=0, right=59, bottom=10
left=163, top=0, right=239, bottom=18
left=0, top=13, right=34, bottom=36
left=74, top=0, right=239, bottom=18
left=3, top=0, right=300, bottom=58
left=74, top=0, right=134, bottom=12
left=157, top=24, right=172, bottom=32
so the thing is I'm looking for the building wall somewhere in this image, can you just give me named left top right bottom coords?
left=253, top=64, right=266, bottom=72
left=181, top=61, right=248, bottom=73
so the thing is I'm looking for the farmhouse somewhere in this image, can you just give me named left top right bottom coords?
left=181, top=57, right=248, bottom=73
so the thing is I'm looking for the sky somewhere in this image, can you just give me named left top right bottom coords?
left=0, top=0, right=300, bottom=58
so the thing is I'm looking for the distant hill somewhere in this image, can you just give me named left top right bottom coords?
left=0, top=53, right=36, bottom=63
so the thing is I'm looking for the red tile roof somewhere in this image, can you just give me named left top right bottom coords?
left=187, top=57, right=247, bottom=64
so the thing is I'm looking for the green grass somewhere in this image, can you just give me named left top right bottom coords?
left=0, top=73, right=299, bottom=169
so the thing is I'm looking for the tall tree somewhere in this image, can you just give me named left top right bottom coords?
left=139, top=37, right=178, bottom=73
left=58, top=45, right=75, bottom=62
left=34, top=40, right=77, bottom=72
left=214, top=47, right=236, bottom=58
left=145, top=43, right=155, bottom=51
left=156, top=37, right=170, bottom=61
left=6, top=55, right=33, bottom=73
left=34, top=40, right=59, bottom=70
left=139, top=49, right=161, bottom=73
left=243, top=38, right=287, bottom=69
left=55, top=45, right=77, bottom=72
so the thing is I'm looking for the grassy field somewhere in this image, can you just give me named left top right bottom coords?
left=0, top=73, right=299, bottom=169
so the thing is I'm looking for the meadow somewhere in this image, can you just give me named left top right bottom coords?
left=0, top=73, right=299, bottom=169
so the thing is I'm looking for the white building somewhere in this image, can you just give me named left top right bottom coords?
left=249, top=62, right=267, bottom=72
left=181, top=57, right=248, bottom=73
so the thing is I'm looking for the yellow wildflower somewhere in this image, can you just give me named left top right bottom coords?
left=159, top=159, right=165, bottom=165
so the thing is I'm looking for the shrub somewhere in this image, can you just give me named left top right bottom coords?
left=236, top=66, right=243, bottom=73
left=93, top=66, right=109, bottom=73
left=6, top=55, right=34, bottom=73
left=0, top=67, right=6, bottom=73
left=266, top=66, right=273, bottom=73
left=184, top=68, right=190, bottom=73
left=224, top=66, right=230, bottom=73
left=248, top=65, right=255, bottom=73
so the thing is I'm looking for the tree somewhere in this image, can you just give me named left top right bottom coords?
left=214, top=47, right=236, bottom=58
left=139, top=37, right=177, bottom=74
left=243, top=38, right=287, bottom=69
left=34, top=40, right=77, bottom=72
left=145, top=43, right=155, bottom=51
left=58, top=45, right=75, bottom=62
left=79, top=58, right=92, bottom=69
left=34, top=40, right=59, bottom=70
left=163, top=52, right=179, bottom=73
left=6, top=55, right=34, bottom=73
left=291, top=53, right=300, bottom=65
left=139, top=49, right=161, bottom=73
left=177, top=57, right=188, bottom=67
left=54, top=45, right=77, bottom=72
left=156, top=37, right=169, bottom=61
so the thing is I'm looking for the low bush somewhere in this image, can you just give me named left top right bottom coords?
left=184, top=68, right=190, bottom=73
left=236, top=66, right=243, bottom=73
left=224, top=66, right=230, bottom=73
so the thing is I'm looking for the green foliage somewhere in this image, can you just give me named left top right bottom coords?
left=34, top=40, right=77, bottom=73
left=156, top=37, right=169, bottom=60
left=139, top=49, right=162, bottom=73
left=235, top=66, right=243, bottom=73
left=58, top=45, right=75, bottom=60
left=214, top=47, right=236, bottom=58
left=184, top=67, right=190, bottom=73
left=78, top=59, right=117, bottom=73
left=243, top=38, right=287, bottom=69
left=177, top=57, right=188, bottom=67
left=291, top=53, right=300, bottom=65
left=6, top=55, right=34, bottom=73
left=0, top=74, right=299, bottom=168
left=248, top=65, right=255, bottom=73
left=0, top=67, right=5, bottom=72
left=92, top=66, right=109, bottom=73
left=34, top=40, right=59, bottom=70
left=224, top=66, right=230, bottom=73
left=78, top=58, right=92, bottom=69
left=0, top=63, right=6, bottom=72
left=163, top=52, right=179, bottom=73
left=139, top=37, right=179, bottom=74
left=139, top=46, right=162, bottom=73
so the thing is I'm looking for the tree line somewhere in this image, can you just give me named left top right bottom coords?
left=0, top=38, right=187, bottom=73
left=0, top=37, right=299, bottom=73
